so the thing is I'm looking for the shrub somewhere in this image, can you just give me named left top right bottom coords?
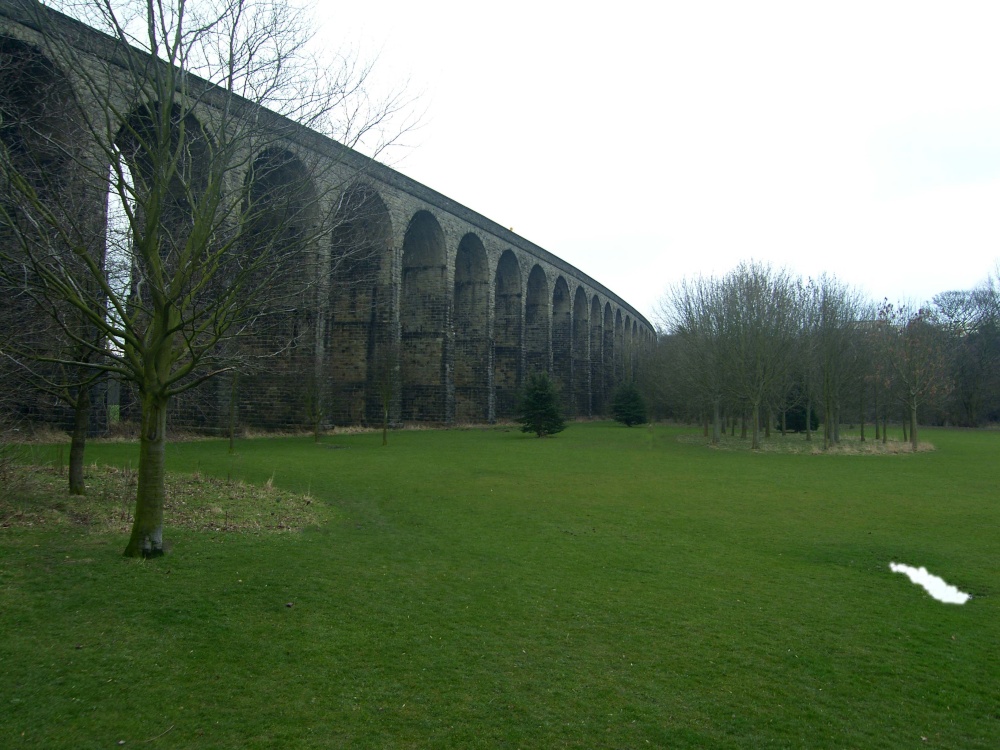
left=612, top=383, right=647, bottom=427
left=516, top=373, right=566, bottom=437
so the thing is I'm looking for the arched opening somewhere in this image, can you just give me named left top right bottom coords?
left=116, top=103, right=214, bottom=427
left=493, top=250, right=522, bottom=419
left=525, top=265, right=550, bottom=377
left=327, top=185, right=392, bottom=425
left=401, top=210, right=447, bottom=422
left=603, top=303, right=615, bottom=415
left=624, top=315, right=633, bottom=382
left=454, top=233, right=489, bottom=422
left=615, top=309, right=625, bottom=388
left=572, top=286, right=589, bottom=416
left=117, top=103, right=212, bottom=266
left=0, top=38, right=78, bottom=194
left=630, top=319, right=640, bottom=383
left=0, top=37, right=98, bottom=431
left=590, top=295, right=603, bottom=415
left=551, top=276, right=571, bottom=410
left=231, top=148, right=318, bottom=430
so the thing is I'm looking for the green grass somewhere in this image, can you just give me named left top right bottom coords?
left=2, top=423, right=998, bottom=748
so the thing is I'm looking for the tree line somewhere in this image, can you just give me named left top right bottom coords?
left=643, top=260, right=1000, bottom=449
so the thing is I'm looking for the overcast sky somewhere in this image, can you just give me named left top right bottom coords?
left=314, top=0, right=1000, bottom=322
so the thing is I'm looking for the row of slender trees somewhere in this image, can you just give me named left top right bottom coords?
left=645, top=261, right=1000, bottom=449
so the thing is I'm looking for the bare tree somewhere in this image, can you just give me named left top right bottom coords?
left=719, top=262, right=798, bottom=450
left=1, top=343, right=104, bottom=494
left=659, top=263, right=800, bottom=449
left=0, top=0, right=414, bottom=556
left=881, top=302, right=952, bottom=450
left=658, top=275, right=728, bottom=444
left=930, top=281, right=1000, bottom=426
left=810, top=274, right=870, bottom=449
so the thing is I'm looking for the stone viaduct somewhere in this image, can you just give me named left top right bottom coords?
left=0, top=1, right=654, bottom=432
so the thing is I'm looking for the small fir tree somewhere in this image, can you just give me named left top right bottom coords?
left=612, top=383, right=648, bottom=427
left=516, top=373, right=566, bottom=437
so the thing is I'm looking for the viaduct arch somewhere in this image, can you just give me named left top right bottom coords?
left=0, top=2, right=655, bottom=430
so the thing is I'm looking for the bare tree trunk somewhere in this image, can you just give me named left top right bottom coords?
left=750, top=401, right=761, bottom=450
left=873, top=385, right=880, bottom=441
left=124, top=394, right=168, bottom=558
left=859, top=385, right=867, bottom=442
left=228, top=373, right=238, bottom=454
left=805, top=396, right=812, bottom=442
left=909, top=398, right=919, bottom=451
left=68, top=384, right=90, bottom=495
left=711, top=398, right=721, bottom=445
left=823, top=400, right=831, bottom=450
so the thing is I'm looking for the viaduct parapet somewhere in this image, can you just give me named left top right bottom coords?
left=0, top=1, right=654, bottom=431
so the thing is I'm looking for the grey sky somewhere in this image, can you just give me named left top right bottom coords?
left=315, top=0, right=1000, bottom=320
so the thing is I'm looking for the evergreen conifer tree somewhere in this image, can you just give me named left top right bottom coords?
left=516, top=373, right=566, bottom=437
left=783, top=402, right=819, bottom=432
left=612, top=383, right=648, bottom=427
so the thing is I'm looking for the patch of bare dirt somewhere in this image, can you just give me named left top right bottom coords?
left=0, top=465, right=323, bottom=534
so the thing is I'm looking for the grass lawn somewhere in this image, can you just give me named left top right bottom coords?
left=1, top=423, right=997, bottom=748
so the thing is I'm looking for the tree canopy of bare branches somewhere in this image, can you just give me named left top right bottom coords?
left=654, top=262, right=972, bottom=450
left=659, top=261, right=799, bottom=449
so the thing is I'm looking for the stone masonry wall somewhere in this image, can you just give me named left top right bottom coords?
left=0, top=2, right=657, bottom=434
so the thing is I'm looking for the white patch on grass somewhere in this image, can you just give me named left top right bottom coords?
left=889, top=563, right=970, bottom=604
